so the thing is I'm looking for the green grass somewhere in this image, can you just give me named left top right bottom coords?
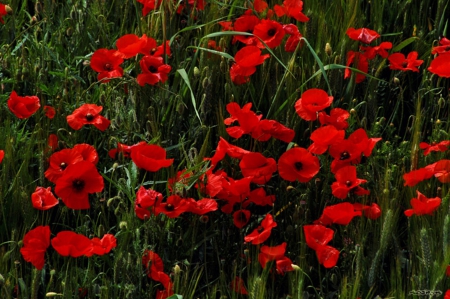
left=1, top=0, right=450, bottom=298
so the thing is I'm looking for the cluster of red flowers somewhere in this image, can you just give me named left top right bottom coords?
left=142, top=250, right=174, bottom=298
left=216, top=1, right=307, bottom=84
left=20, top=226, right=117, bottom=270
left=90, top=33, right=171, bottom=86
left=428, top=36, right=450, bottom=77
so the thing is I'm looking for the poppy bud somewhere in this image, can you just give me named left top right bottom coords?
left=97, top=225, right=105, bottom=237
left=202, top=77, right=210, bottom=89
left=436, top=119, right=441, bottom=124
left=119, top=221, right=127, bottom=230
left=350, top=108, right=356, bottom=114
left=5, top=5, right=12, bottom=14
left=173, top=264, right=181, bottom=275
left=438, top=97, right=445, bottom=108
left=393, top=77, right=400, bottom=85
left=46, top=292, right=61, bottom=297
left=325, top=43, right=332, bottom=57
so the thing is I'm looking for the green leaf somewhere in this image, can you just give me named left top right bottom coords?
left=392, top=37, right=419, bottom=52
left=177, top=69, right=202, bottom=125
left=300, top=37, right=332, bottom=93
left=166, top=295, right=183, bottom=299
left=187, top=46, right=234, bottom=60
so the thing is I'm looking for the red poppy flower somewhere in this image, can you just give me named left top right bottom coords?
left=344, top=51, right=369, bottom=83
left=0, top=3, right=12, bottom=24
left=434, top=159, right=450, bottom=183
left=142, top=250, right=173, bottom=289
left=403, top=163, right=437, bottom=187
left=353, top=203, right=382, bottom=220
left=245, top=187, right=276, bottom=207
left=428, top=52, right=450, bottom=78
left=230, top=276, right=248, bottom=295
left=346, top=27, right=380, bottom=44
left=239, top=152, right=277, bottom=184
left=258, top=242, right=287, bottom=268
left=66, top=104, right=110, bottom=131
left=404, top=190, right=441, bottom=217
left=108, top=141, right=146, bottom=159
left=206, top=136, right=250, bottom=170
left=283, top=24, right=303, bottom=52
left=348, top=128, right=381, bottom=158
left=137, top=55, right=171, bottom=86
left=446, top=265, right=450, bottom=277
left=136, top=0, right=162, bottom=16
left=331, top=165, right=369, bottom=199
left=232, top=13, right=261, bottom=45
left=230, top=46, right=270, bottom=84
left=431, top=37, right=450, bottom=55
left=45, top=148, right=84, bottom=183
left=0, top=150, right=4, bottom=163
left=186, top=198, right=218, bottom=215
left=31, top=187, right=59, bottom=210
left=233, top=209, right=251, bottom=229
left=51, top=231, right=93, bottom=257
left=445, top=290, right=450, bottom=299
left=253, top=0, right=268, bottom=13
left=43, top=105, right=56, bottom=119
left=207, top=174, right=252, bottom=214
left=251, top=119, right=295, bottom=143
left=135, top=186, right=162, bottom=219
left=278, top=147, right=320, bottom=182
left=20, top=226, right=50, bottom=270
left=145, top=40, right=171, bottom=57
left=115, top=34, right=149, bottom=58
left=244, top=213, right=277, bottom=244
left=130, top=143, right=174, bottom=172
left=276, top=256, right=294, bottom=275
left=85, top=234, right=117, bottom=257
left=329, top=139, right=363, bottom=173
left=318, top=108, right=350, bottom=130
left=308, top=126, right=345, bottom=155
left=360, top=42, right=392, bottom=59
left=7, top=91, right=41, bottom=119
left=315, top=244, right=340, bottom=268
left=224, top=102, right=262, bottom=138
left=273, top=0, right=309, bottom=22
left=295, top=88, right=334, bottom=121
left=419, top=140, right=450, bottom=156
left=154, top=194, right=191, bottom=218
left=72, top=143, right=99, bottom=164
left=54, top=161, right=104, bottom=210
left=47, top=134, right=58, bottom=152
left=176, top=0, right=206, bottom=14
left=303, top=224, right=334, bottom=251
left=388, top=51, right=423, bottom=72
left=90, top=49, right=124, bottom=82
left=314, top=202, right=362, bottom=226
left=253, top=19, right=285, bottom=49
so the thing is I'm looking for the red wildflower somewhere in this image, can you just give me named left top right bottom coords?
left=344, top=51, right=369, bottom=83
left=388, top=51, right=423, bottom=72
left=86, top=234, right=117, bottom=257
left=303, top=224, right=334, bottom=251
left=66, top=104, right=110, bottom=131
left=233, top=209, right=251, bottom=229
left=347, top=128, right=381, bottom=158
left=404, top=190, right=441, bottom=217
left=90, top=49, right=124, bottom=82
left=218, top=21, right=233, bottom=31
left=45, top=148, right=84, bottom=183
left=428, top=52, right=450, bottom=78
left=314, top=202, right=362, bottom=226
left=295, top=88, right=334, bottom=121
left=329, top=139, right=363, bottom=173
left=230, top=276, right=248, bottom=295
left=346, top=27, right=380, bottom=44
left=445, top=290, right=450, bottom=299
left=253, top=19, right=285, bottom=49
left=116, top=34, right=149, bottom=58
left=253, top=0, right=268, bottom=13
left=186, top=198, right=218, bottom=215
left=135, top=186, right=163, bottom=220
left=137, top=55, right=171, bottom=86
left=230, top=46, right=270, bottom=84
left=258, top=242, right=287, bottom=268
left=275, top=256, right=294, bottom=275
left=431, top=37, right=450, bottom=55
left=403, top=163, right=437, bottom=187
left=0, top=3, right=12, bottom=24
left=206, top=136, right=250, bottom=170
left=0, top=150, right=4, bottom=163
left=176, top=0, right=206, bottom=14
left=109, top=141, right=146, bottom=159
left=31, top=187, right=59, bottom=210
left=283, top=24, right=303, bottom=52
left=43, top=105, right=56, bottom=119
left=47, top=134, right=58, bottom=152
left=318, top=108, right=350, bottom=130
left=273, top=0, right=309, bottom=22
left=154, top=194, right=191, bottom=218
left=54, top=161, right=104, bottom=210
left=239, top=152, right=277, bottom=184
left=245, top=187, right=276, bottom=207
left=130, top=143, right=173, bottom=172
left=51, top=231, right=93, bottom=257
left=142, top=250, right=173, bottom=289
left=232, top=13, right=261, bottom=46
left=308, top=126, right=345, bottom=155
left=73, top=143, right=99, bottom=164
left=251, top=119, right=295, bottom=143
left=277, top=147, right=320, bottom=182
left=168, top=169, right=192, bottom=194
left=315, top=245, right=340, bottom=268
left=420, top=140, right=450, bottom=156
left=20, top=226, right=50, bottom=270
left=331, top=165, right=369, bottom=199
left=353, top=203, right=382, bottom=220
left=244, top=213, right=277, bottom=244
left=360, top=42, right=392, bottom=59
left=446, top=265, right=450, bottom=277
left=136, top=0, right=162, bottom=16
left=7, top=91, right=40, bottom=119
left=434, top=159, right=450, bottom=183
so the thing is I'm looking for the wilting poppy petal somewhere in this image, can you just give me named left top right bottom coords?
left=20, top=226, right=51, bottom=270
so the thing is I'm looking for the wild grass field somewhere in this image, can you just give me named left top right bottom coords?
left=1, top=0, right=450, bottom=298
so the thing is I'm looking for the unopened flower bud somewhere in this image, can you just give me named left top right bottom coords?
left=325, top=43, right=332, bottom=56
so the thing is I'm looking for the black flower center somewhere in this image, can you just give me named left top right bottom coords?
left=402, top=61, right=408, bottom=68
left=60, top=162, right=67, bottom=170
left=294, top=162, right=303, bottom=171
left=340, top=151, right=350, bottom=160
left=104, top=63, right=113, bottom=71
left=72, top=179, right=85, bottom=191
left=150, top=48, right=157, bottom=54
left=165, top=203, right=174, bottom=211
left=149, top=66, right=158, bottom=73
left=345, top=180, right=352, bottom=187
left=267, top=28, right=276, bottom=37
left=257, top=226, right=264, bottom=233
left=86, top=113, right=94, bottom=121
